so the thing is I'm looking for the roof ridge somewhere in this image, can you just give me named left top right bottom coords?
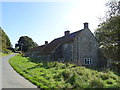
left=53, top=29, right=83, bottom=40
left=39, top=29, right=83, bottom=55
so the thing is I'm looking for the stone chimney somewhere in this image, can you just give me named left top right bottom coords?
left=64, top=30, right=70, bottom=36
left=84, top=22, right=88, bottom=29
left=45, top=41, right=48, bottom=45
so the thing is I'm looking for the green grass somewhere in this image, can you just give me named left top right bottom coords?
left=0, top=48, right=13, bottom=57
left=0, top=51, right=14, bottom=57
left=9, top=56, right=120, bottom=89
left=0, top=52, right=9, bottom=57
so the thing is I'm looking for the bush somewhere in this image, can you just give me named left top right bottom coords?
left=89, top=78, right=104, bottom=88
left=54, top=62, right=66, bottom=69
left=61, top=69, right=72, bottom=80
left=2, top=48, right=12, bottom=54
left=100, top=73, right=109, bottom=80
left=105, top=79, right=115, bottom=85
left=9, top=56, right=120, bottom=89
left=67, top=72, right=79, bottom=85
left=106, top=80, right=113, bottom=84
left=107, top=83, right=120, bottom=88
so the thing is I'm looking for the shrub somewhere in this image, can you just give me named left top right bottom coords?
left=100, top=73, right=109, bottom=80
left=64, top=83, right=73, bottom=88
left=73, top=67, right=84, bottom=76
left=106, top=80, right=113, bottom=84
left=107, top=83, right=120, bottom=88
left=67, top=72, right=79, bottom=84
left=47, top=62, right=56, bottom=68
left=65, top=63, right=76, bottom=68
left=54, top=62, right=66, bottom=69
left=105, top=79, right=115, bottom=85
left=61, top=69, right=73, bottom=80
left=89, top=78, right=104, bottom=88
left=9, top=56, right=120, bottom=89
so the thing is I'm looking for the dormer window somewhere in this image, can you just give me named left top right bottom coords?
left=84, top=58, right=92, bottom=65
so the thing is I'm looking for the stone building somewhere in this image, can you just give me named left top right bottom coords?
left=25, top=22, right=105, bottom=67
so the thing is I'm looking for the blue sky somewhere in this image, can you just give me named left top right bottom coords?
left=1, top=0, right=108, bottom=47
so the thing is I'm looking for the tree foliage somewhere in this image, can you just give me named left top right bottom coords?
left=0, top=27, right=12, bottom=51
left=95, top=16, right=120, bottom=60
left=15, top=36, right=38, bottom=52
left=105, top=0, right=120, bottom=18
left=95, top=0, right=120, bottom=72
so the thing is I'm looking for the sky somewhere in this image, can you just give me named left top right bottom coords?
left=1, top=0, right=109, bottom=47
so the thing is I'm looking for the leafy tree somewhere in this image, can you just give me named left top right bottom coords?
left=95, top=0, right=120, bottom=72
left=0, top=27, right=12, bottom=52
left=15, top=36, right=38, bottom=52
left=95, top=16, right=120, bottom=60
left=105, top=0, right=120, bottom=18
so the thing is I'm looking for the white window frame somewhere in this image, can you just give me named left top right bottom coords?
left=84, top=58, right=92, bottom=65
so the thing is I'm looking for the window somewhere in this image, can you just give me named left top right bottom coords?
left=84, top=58, right=92, bottom=65
left=64, top=44, right=68, bottom=50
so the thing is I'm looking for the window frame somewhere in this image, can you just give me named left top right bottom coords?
left=84, top=58, right=92, bottom=65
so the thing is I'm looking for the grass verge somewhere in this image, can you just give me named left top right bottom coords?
left=9, top=55, right=120, bottom=89
left=0, top=52, right=10, bottom=57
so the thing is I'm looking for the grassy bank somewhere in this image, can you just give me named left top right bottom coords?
left=9, top=56, right=120, bottom=89
left=0, top=52, right=9, bottom=57
left=0, top=49, right=13, bottom=57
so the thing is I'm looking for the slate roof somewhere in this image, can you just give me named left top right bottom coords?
left=26, top=45, right=45, bottom=54
left=39, top=30, right=83, bottom=55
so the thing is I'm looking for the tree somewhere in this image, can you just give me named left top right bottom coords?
left=15, top=36, right=38, bottom=52
left=95, top=16, right=120, bottom=60
left=105, top=0, right=120, bottom=18
left=95, top=0, right=120, bottom=72
left=0, top=27, right=12, bottom=52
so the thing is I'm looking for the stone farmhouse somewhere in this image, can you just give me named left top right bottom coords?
left=25, top=22, right=106, bottom=67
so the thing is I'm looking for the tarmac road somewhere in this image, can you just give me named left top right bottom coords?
left=1, top=54, right=38, bottom=89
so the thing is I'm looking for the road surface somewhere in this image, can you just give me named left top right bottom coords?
left=1, top=54, right=38, bottom=89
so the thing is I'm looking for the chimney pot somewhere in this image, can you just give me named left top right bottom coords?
left=45, top=41, right=48, bottom=45
left=64, top=30, right=70, bottom=36
left=84, top=22, right=88, bottom=29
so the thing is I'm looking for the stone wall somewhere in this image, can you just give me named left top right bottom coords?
left=62, top=43, right=73, bottom=61
left=73, top=28, right=100, bottom=67
left=25, top=27, right=103, bottom=67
